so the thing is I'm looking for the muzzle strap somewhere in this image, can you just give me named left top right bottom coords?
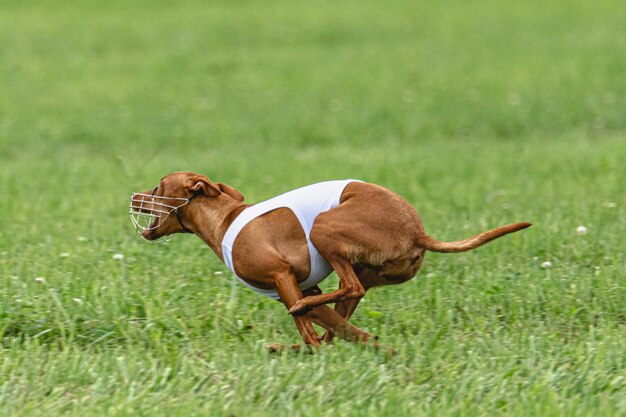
left=174, top=200, right=195, bottom=234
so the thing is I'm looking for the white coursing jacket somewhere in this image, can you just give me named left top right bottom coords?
left=221, top=180, right=360, bottom=300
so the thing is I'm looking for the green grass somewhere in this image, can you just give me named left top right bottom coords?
left=1, top=0, right=625, bottom=416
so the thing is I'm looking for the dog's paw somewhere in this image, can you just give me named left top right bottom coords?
left=288, top=299, right=313, bottom=315
left=369, top=336, right=396, bottom=356
left=320, top=331, right=335, bottom=344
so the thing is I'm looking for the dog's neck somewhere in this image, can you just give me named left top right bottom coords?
left=182, top=196, right=249, bottom=260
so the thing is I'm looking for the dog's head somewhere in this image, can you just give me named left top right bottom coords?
left=129, top=172, right=244, bottom=242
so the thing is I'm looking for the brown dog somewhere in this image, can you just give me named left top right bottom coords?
left=130, top=172, right=530, bottom=348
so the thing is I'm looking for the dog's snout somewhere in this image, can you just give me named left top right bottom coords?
left=141, top=229, right=155, bottom=240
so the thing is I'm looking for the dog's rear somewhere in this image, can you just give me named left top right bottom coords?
left=288, top=182, right=532, bottom=316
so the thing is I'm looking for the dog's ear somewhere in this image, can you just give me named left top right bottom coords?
left=189, top=178, right=221, bottom=198
left=216, top=183, right=244, bottom=201
left=189, top=178, right=244, bottom=201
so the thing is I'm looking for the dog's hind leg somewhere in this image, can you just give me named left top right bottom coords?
left=320, top=297, right=363, bottom=343
left=320, top=265, right=380, bottom=342
left=309, top=304, right=371, bottom=343
left=288, top=254, right=365, bottom=315
left=301, top=287, right=371, bottom=343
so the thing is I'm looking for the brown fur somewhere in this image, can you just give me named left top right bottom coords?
left=132, top=172, right=531, bottom=348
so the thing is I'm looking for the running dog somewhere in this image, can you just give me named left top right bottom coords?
left=130, top=172, right=530, bottom=348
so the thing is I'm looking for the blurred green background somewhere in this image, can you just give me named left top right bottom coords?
left=1, top=1, right=624, bottom=416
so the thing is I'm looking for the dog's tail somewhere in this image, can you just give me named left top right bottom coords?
left=418, top=222, right=531, bottom=253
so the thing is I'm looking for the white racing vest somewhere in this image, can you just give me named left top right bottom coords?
left=221, top=180, right=360, bottom=300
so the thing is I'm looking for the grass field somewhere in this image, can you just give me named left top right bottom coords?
left=1, top=0, right=625, bottom=416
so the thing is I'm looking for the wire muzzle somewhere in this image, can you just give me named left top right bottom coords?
left=129, top=192, right=190, bottom=243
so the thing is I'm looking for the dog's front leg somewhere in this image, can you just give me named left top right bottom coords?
left=274, top=270, right=322, bottom=348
